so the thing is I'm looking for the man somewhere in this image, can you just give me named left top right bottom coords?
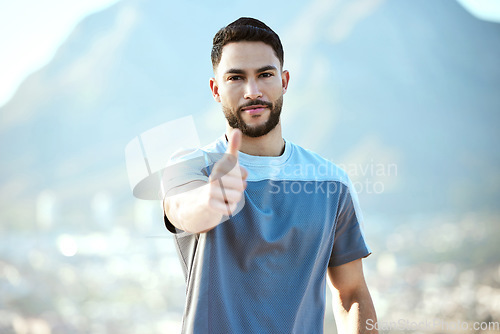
left=163, top=17, right=377, bottom=333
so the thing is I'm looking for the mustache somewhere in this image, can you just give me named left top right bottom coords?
left=238, top=99, right=273, bottom=112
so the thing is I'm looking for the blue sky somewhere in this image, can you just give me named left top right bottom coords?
left=0, top=0, right=498, bottom=108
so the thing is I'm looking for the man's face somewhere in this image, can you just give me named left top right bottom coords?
left=210, top=41, right=289, bottom=138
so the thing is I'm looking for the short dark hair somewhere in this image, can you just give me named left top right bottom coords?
left=211, top=17, right=284, bottom=69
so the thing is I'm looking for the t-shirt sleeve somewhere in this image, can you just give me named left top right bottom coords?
left=161, top=148, right=212, bottom=233
left=328, top=181, right=372, bottom=267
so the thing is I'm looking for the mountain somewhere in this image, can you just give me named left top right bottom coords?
left=1, top=0, right=499, bottom=232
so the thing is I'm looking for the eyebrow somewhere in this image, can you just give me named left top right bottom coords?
left=225, top=68, right=245, bottom=75
left=224, top=65, right=278, bottom=76
left=257, top=65, right=278, bottom=73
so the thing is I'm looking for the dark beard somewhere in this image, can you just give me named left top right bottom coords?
left=223, top=96, right=283, bottom=138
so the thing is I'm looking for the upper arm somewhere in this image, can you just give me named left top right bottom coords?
left=327, top=258, right=367, bottom=297
left=327, top=258, right=378, bottom=332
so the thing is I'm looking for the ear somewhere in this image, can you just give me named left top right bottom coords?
left=209, top=77, right=221, bottom=102
left=281, top=70, right=290, bottom=94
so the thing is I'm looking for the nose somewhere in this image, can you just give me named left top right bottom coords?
left=244, top=79, right=262, bottom=100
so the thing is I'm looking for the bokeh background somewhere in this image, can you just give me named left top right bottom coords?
left=1, top=0, right=499, bottom=333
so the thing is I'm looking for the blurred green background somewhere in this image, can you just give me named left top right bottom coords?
left=1, top=0, right=499, bottom=333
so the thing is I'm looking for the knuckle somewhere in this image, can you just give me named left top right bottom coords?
left=208, top=183, right=221, bottom=198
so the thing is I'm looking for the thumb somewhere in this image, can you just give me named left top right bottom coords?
left=226, top=129, right=242, bottom=158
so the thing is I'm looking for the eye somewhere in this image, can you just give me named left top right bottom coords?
left=228, top=75, right=243, bottom=81
left=260, top=72, right=273, bottom=78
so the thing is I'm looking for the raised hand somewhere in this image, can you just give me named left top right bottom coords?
left=207, top=129, right=248, bottom=216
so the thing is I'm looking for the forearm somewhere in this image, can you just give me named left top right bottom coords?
left=164, top=183, right=223, bottom=234
left=332, top=286, right=378, bottom=334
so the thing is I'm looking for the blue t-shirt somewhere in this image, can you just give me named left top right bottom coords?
left=163, top=135, right=371, bottom=334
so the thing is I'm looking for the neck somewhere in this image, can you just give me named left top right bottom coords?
left=226, top=122, right=284, bottom=157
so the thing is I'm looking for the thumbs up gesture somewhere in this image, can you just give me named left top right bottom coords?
left=208, top=129, right=248, bottom=216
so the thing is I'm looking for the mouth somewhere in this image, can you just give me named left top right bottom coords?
left=240, top=105, right=269, bottom=115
